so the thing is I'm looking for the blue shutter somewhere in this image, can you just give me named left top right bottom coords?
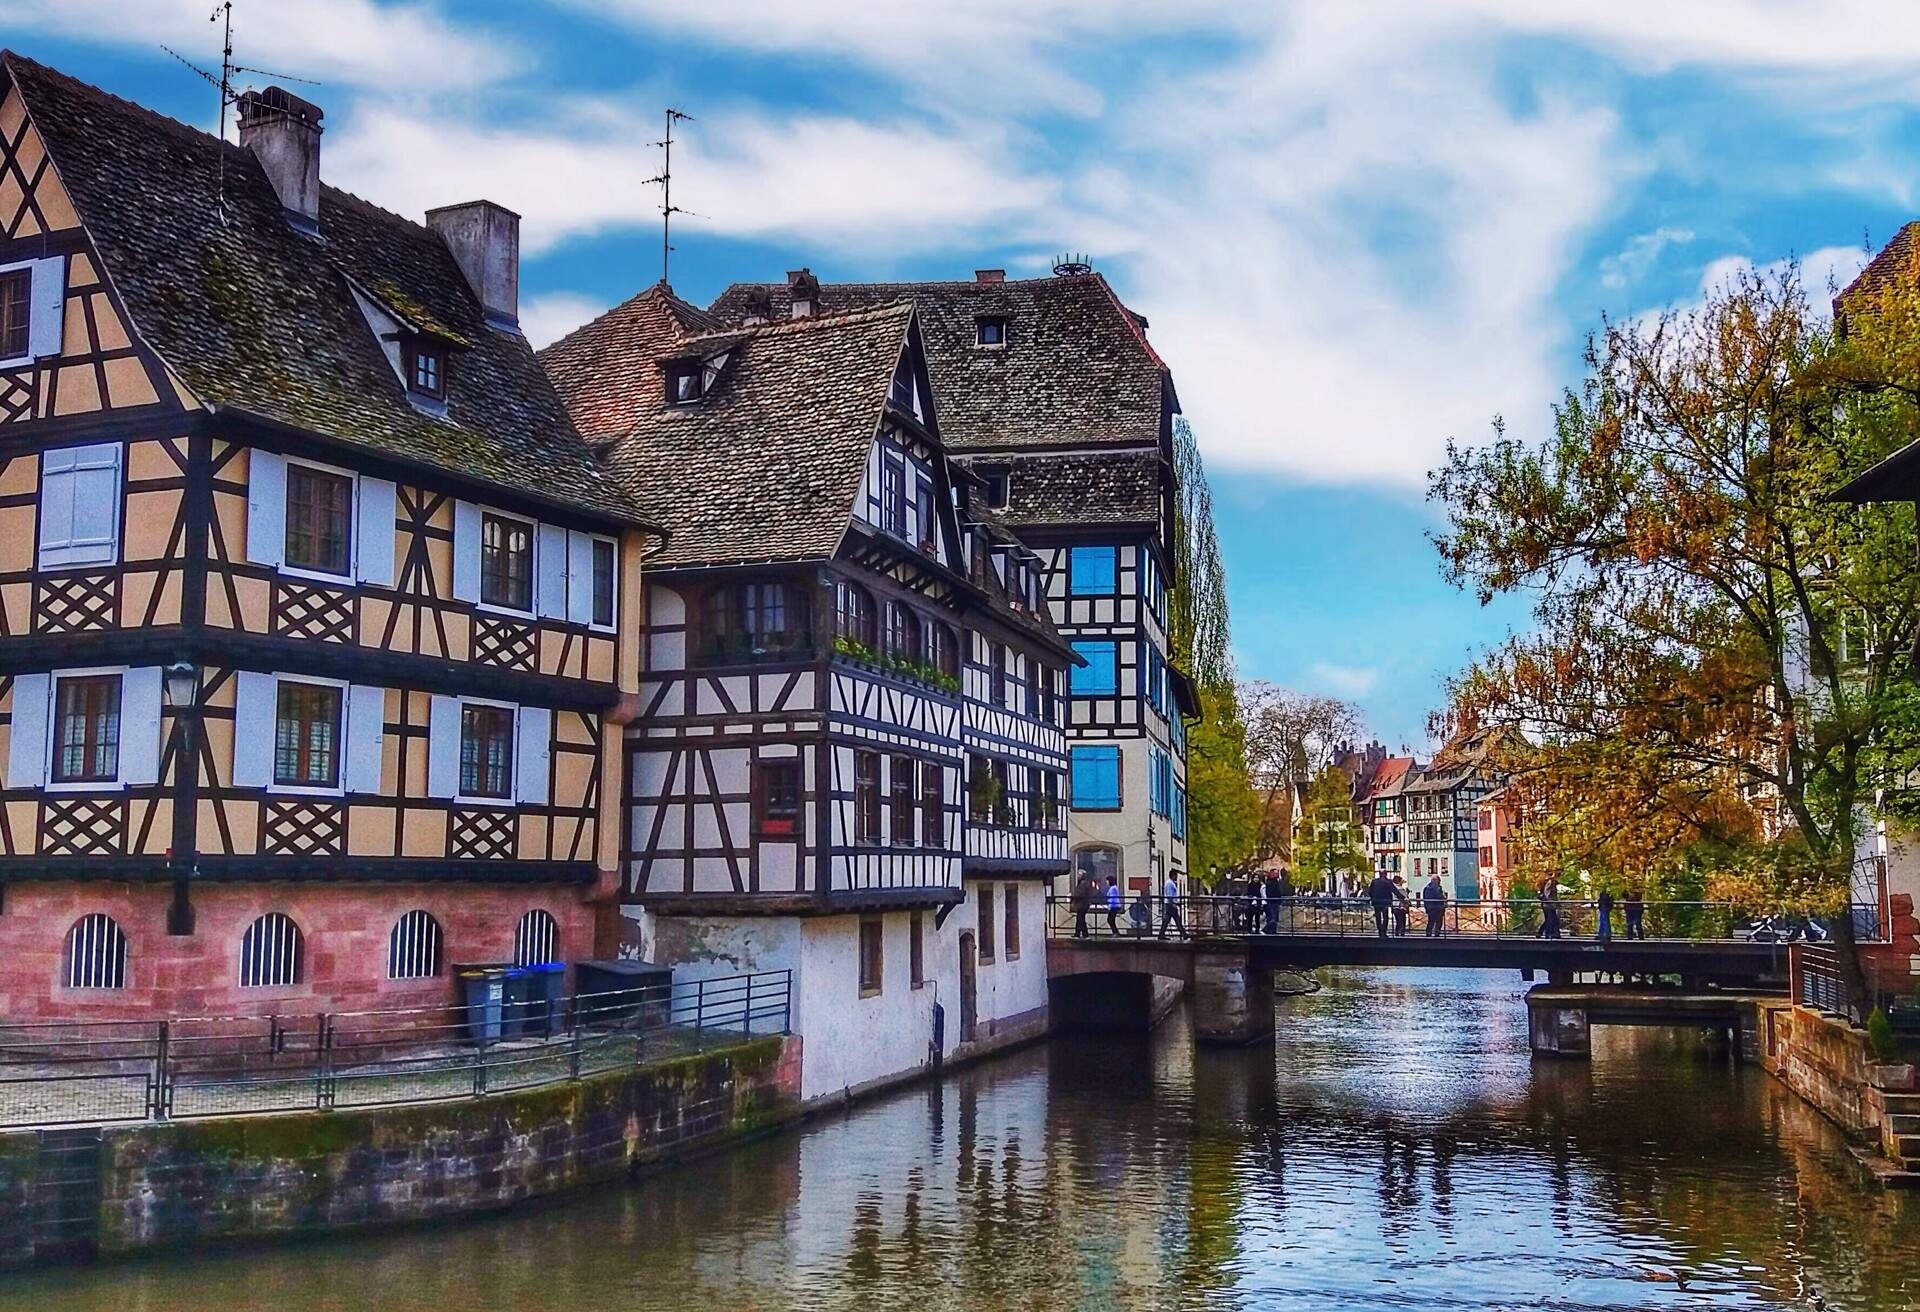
left=119, top=667, right=162, bottom=787
left=565, top=531, right=594, bottom=625
left=246, top=449, right=286, bottom=568
left=536, top=523, right=567, bottom=620
left=515, top=705, right=551, bottom=804
left=231, top=671, right=277, bottom=788
left=452, top=502, right=481, bottom=603
left=1070, top=641, right=1116, bottom=695
left=28, top=256, right=65, bottom=360
left=7, top=672, right=49, bottom=788
left=355, top=477, right=396, bottom=587
left=427, top=695, right=460, bottom=799
left=344, top=684, right=385, bottom=793
left=1068, top=546, right=1115, bottom=595
left=1070, top=746, right=1121, bottom=810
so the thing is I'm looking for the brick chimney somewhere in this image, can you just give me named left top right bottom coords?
left=237, top=88, right=323, bottom=234
left=975, top=269, right=1005, bottom=283
left=427, top=201, right=521, bottom=331
left=787, top=268, right=820, bottom=319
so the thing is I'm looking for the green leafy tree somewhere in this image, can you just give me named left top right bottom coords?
left=1186, top=681, right=1263, bottom=881
left=1294, top=765, right=1369, bottom=892
left=1431, top=258, right=1920, bottom=1013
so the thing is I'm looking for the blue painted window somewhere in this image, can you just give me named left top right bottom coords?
left=1148, top=747, right=1171, bottom=817
left=1070, top=746, right=1122, bottom=810
left=1068, top=546, right=1116, bottom=595
left=1144, top=648, right=1166, bottom=714
left=1070, top=641, right=1117, bottom=695
left=1172, top=786, right=1187, bottom=839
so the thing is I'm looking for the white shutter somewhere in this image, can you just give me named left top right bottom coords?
left=565, top=531, right=594, bottom=625
left=246, top=449, right=286, bottom=568
left=515, top=705, right=551, bottom=805
left=536, top=523, right=566, bottom=619
left=344, top=684, right=385, bottom=793
left=7, top=672, right=49, bottom=788
left=231, top=671, right=277, bottom=788
left=28, top=256, right=65, bottom=360
left=38, top=443, right=120, bottom=569
left=119, top=667, right=162, bottom=787
left=355, top=477, right=396, bottom=587
left=452, top=501, right=481, bottom=603
left=427, top=694, right=460, bottom=799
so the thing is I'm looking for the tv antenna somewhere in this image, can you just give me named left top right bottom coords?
left=162, top=1, right=320, bottom=223
left=645, top=108, right=701, bottom=285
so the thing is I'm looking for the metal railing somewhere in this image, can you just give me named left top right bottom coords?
left=0, top=969, right=791, bottom=1130
left=1047, top=894, right=1753, bottom=943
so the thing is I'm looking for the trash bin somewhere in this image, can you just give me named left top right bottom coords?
left=575, top=960, right=673, bottom=1029
left=458, top=966, right=508, bottom=1046
left=501, top=966, right=535, bottom=1037
left=527, top=961, right=565, bottom=1037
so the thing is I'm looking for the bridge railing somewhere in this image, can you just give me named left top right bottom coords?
left=1047, top=894, right=1748, bottom=943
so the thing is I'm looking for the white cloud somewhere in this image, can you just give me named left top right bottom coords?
left=327, top=103, right=1052, bottom=255
left=1308, top=662, right=1381, bottom=699
left=1600, top=227, right=1695, bottom=289
left=520, top=293, right=609, bottom=351
left=0, top=0, right=514, bottom=93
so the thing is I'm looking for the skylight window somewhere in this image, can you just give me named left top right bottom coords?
left=976, top=316, right=1008, bottom=348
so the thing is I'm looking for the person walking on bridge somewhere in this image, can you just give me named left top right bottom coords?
left=1366, top=871, right=1396, bottom=938
left=1596, top=889, right=1614, bottom=944
left=1158, top=872, right=1185, bottom=940
left=1422, top=875, right=1447, bottom=937
left=1624, top=892, right=1646, bottom=940
left=1071, top=873, right=1096, bottom=939
left=1105, top=875, right=1122, bottom=936
left=1264, top=873, right=1284, bottom=935
left=1391, top=876, right=1410, bottom=937
left=1538, top=878, right=1563, bottom=940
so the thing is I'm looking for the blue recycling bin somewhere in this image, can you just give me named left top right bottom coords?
left=501, top=966, right=535, bottom=1037
left=527, top=961, right=565, bottom=1037
left=458, top=967, right=507, bottom=1046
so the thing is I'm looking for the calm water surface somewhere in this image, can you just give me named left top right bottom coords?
left=6, top=967, right=1917, bottom=1311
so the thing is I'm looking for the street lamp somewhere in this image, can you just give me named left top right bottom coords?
left=163, top=660, right=198, bottom=935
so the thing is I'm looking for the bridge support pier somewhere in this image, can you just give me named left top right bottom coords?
left=1191, top=952, right=1275, bottom=1046
left=1527, top=999, right=1592, bottom=1058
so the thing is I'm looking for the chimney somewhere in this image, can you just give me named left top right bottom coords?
left=741, top=286, right=773, bottom=327
left=237, top=88, right=324, bottom=234
left=787, top=268, right=820, bottom=319
left=975, top=269, right=1005, bottom=284
left=427, top=201, right=521, bottom=331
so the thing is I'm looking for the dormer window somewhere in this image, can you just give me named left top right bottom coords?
left=665, top=360, right=705, bottom=405
left=405, top=339, right=445, bottom=400
left=982, top=471, right=1011, bottom=510
left=976, top=316, right=1007, bottom=348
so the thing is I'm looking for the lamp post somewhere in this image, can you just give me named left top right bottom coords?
left=162, top=660, right=198, bottom=935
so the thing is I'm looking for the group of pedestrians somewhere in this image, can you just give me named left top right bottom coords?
left=1533, top=880, right=1647, bottom=940
left=1069, top=871, right=1189, bottom=939
left=1366, top=872, right=1449, bottom=938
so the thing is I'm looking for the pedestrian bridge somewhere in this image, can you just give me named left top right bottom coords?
left=1044, top=895, right=1789, bottom=1044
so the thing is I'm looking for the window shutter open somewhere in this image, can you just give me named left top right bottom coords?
left=7, top=672, right=49, bottom=788
left=28, top=256, right=65, bottom=359
left=565, top=531, right=594, bottom=625
left=345, top=684, right=385, bottom=793
left=246, top=450, right=286, bottom=568
left=452, top=501, right=481, bottom=603
left=231, top=671, right=277, bottom=788
left=119, top=666, right=162, bottom=787
left=427, top=694, right=460, bottom=798
left=38, top=443, right=121, bottom=569
left=355, top=477, right=396, bottom=587
left=515, top=705, right=551, bottom=805
left=536, top=523, right=566, bottom=619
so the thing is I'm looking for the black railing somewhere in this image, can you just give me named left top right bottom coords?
left=0, top=969, right=791, bottom=1130
left=1046, top=894, right=1751, bottom=943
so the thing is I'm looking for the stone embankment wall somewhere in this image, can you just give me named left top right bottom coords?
left=1758, top=1001, right=1919, bottom=1176
left=0, top=1034, right=801, bottom=1268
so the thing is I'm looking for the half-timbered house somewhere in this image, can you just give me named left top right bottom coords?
left=0, top=55, right=651, bottom=1020
left=709, top=269, right=1198, bottom=902
left=542, top=284, right=1073, bottom=1099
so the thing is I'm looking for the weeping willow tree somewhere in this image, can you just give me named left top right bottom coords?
left=1171, top=417, right=1261, bottom=878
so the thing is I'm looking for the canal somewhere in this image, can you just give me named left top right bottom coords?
left=5, top=967, right=1917, bottom=1311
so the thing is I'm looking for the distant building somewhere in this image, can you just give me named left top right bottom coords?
left=1359, top=756, right=1418, bottom=882
left=1475, top=784, right=1520, bottom=924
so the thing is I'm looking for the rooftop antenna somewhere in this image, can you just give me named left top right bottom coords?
left=645, top=108, right=701, bottom=285
left=1052, top=252, right=1093, bottom=277
left=162, top=1, right=319, bottom=224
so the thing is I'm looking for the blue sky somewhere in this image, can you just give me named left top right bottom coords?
left=9, top=1, right=1920, bottom=749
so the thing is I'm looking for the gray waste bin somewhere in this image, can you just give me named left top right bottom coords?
left=574, top=960, right=673, bottom=1029
left=458, top=967, right=508, bottom=1046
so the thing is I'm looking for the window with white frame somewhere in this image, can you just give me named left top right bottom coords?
left=65, top=913, right=127, bottom=990
left=0, top=256, right=64, bottom=367
left=513, top=909, right=558, bottom=966
left=387, top=909, right=444, bottom=980
left=244, top=451, right=396, bottom=588
left=6, top=667, right=163, bottom=792
left=38, top=442, right=122, bottom=570
left=238, top=913, right=302, bottom=987
left=425, top=695, right=550, bottom=807
left=460, top=703, right=515, bottom=799
left=480, top=511, right=534, bottom=611
left=232, top=675, right=382, bottom=796
left=274, top=681, right=342, bottom=788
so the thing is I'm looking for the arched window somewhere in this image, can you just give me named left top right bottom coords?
left=514, top=909, right=559, bottom=966
left=926, top=622, right=958, bottom=679
left=886, top=602, right=921, bottom=664
left=836, top=580, right=876, bottom=651
left=238, top=913, right=302, bottom=987
left=65, top=913, right=127, bottom=990
left=387, top=910, right=444, bottom=980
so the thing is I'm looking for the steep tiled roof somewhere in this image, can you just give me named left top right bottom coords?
left=539, top=282, right=718, bottom=444
left=5, top=53, right=642, bottom=524
left=984, top=448, right=1164, bottom=529
left=709, top=274, right=1167, bottom=451
left=545, top=298, right=914, bottom=568
left=1837, top=222, right=1920, bottom=316
left=1363, top=756, right=1418, bottom=801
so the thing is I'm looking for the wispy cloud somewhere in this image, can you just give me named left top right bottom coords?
left=1308, top=662, right=1381, bottom=699
left=1600, top=227, right=1694, bottom=289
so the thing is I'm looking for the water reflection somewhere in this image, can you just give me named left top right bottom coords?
left=4, top=968, right=1918, bottom=1311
